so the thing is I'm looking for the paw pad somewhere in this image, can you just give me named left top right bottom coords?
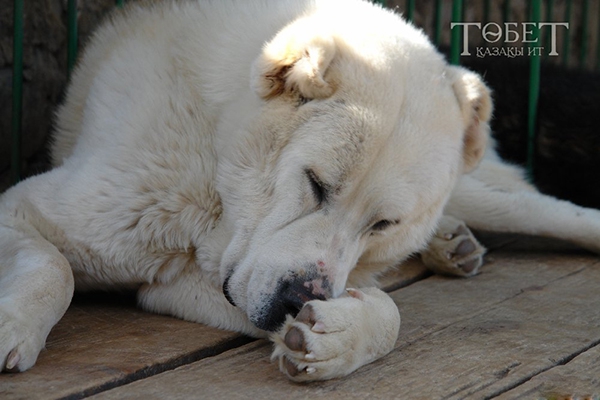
left=422, top=217, right=486, bottom=277
left=282, top=356, right=301, bottom=377
left=284, top=326, right=305, bottom=352
left=458, top=258, right=480, bottom=274
left=271, top=288, right=400, bottom=382
left=295, top=304, right=316, bottom=325
left=454, top=238, right=477, bottom=257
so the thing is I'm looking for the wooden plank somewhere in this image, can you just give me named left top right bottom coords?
left=378, top=233, right=584, bottom=295
left=0, top=292, right=249, bottom=400
left=0, top=251, right=424, bottom=399
left=390, top=252, right=595, bottom=344
left=496, top=344, right=600, bottom=400
left=0, top=259, right=423, bottom=399
left=374, top=264, right=600, bottom=399
left=87, top=252, right=600, bottom=399
left=475, top=231, right=586, bottom=254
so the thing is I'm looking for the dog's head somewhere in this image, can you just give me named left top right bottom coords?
left=216, top=1, right=492, bottom=332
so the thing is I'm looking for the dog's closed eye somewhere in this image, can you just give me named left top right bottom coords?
left=306, top=169, right=327, bottom=205
left=298, top=95, right=312, bottom=106
left=371, top=219, right=400, bottom=232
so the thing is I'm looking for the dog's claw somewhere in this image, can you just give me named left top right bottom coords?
left=6, top=348, right=20, bottom=371
left=346, top=288, right=364, bottom=300
left=273, top=288, right=401, bottom=382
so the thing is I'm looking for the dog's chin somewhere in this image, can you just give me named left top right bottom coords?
left=221, top=272, right=291, bottom=331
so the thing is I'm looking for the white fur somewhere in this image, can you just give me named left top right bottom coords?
left=1, top=0, right=598, bottom=379
left=271, top=287, right=400, bottom=382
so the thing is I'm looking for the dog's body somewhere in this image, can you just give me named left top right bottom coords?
left=1, top=0, right=600, bottom=381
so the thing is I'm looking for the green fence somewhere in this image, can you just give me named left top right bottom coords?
left=7, top=0, right=600, bottom=185
left=378, top=0, right=599, bottom=179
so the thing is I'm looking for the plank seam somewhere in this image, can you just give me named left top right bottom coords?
left=483, top=339, right=600, bottom=399
left=57, top=335, right=256, bottom=400
left=404, top=262, right=599, bottom=399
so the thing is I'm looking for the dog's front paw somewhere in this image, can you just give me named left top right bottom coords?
left=270, top=287, right=400, bottom=382
left=421, top=215, right=486, bottom=277
left=0, top=307, right=46, bottom=372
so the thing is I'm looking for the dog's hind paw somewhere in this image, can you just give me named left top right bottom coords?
left=270, top=287, right=400, bottom=382
left=421, top=215, right=486, bottom=277
left=0, top=307, right=46, bottom=373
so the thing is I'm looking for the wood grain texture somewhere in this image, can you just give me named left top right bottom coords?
left=497, top=344, right=600, bottom=400
left=87, top=252, right=600, bottom=400
left=0, top=293, right=249, bottom=400
left=0, top=255, right=427, bottom=400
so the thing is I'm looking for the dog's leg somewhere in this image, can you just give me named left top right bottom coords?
left=138, top=271, right=264, bottom=338
left=444, top=158, right=600, bottom=253
left=141, top=276, right=400, bottom=382
left=271, top=287, right=400, bottom=382
left=0, top=177, right=74, bottom=372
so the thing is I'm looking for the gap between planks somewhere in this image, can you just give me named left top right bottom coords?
left=1, top=236, right=595, bottom=399
left=0, top=258, right=429, bottom=400
left=86, top=251, right=600, bottom=399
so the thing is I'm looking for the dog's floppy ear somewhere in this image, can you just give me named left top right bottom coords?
left=448, top=66, right=492, bottom=173
left=252, top=19, right=336, bottom=100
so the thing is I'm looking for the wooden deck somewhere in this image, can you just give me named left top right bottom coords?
left=2, top=234, right=599, bottom=400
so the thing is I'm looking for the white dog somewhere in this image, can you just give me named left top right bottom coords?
left=1, top=0, right=599, bottom=382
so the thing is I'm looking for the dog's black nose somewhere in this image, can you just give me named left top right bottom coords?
left=252, top=278, right=328, bottom=332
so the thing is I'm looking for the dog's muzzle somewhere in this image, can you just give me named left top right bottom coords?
left=252, top=275, right=331, bottom=332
